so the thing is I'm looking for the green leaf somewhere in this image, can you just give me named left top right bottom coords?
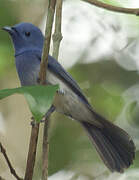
left=0, top=85, right=59, bottom=122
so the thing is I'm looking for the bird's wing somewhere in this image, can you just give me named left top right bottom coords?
left=47, top=55, right=90, bottom=106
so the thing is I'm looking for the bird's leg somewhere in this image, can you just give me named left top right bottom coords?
left=40, top=105, right=55, bottom=123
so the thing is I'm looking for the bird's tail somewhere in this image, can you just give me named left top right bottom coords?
left=81, top=112, right=135, bottom=173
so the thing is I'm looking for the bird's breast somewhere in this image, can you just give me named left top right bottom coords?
left=15, top=54, right=40, bottom=86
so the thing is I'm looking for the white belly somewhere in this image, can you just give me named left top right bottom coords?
left=46, top=70, right=95, bottom=123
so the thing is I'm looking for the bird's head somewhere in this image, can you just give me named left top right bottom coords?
left=3, top=22, right=44, bottom=55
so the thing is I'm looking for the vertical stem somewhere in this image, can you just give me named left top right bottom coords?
left=42, top=0, right=63, bottom=179
left=42, top=118, right=50, bottom=180
left=41, top=0, right=63, bottom=179
left=41, top=1, right=57, bottom=180
left=24, top=123, right=40, bottom=180
left=52, top=0, right=63, bottom=60
left=39, top=0, right=57, bottom=85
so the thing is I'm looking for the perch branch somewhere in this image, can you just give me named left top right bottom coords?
left=25, top=0, right=57, bottom=180
left=0, top=142, right=23, bottom=180
left=41, top=1, right=57, bottom=180
left=82, top=0, right=139, bottom=15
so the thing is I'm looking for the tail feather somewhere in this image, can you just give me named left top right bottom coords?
left=81, top=113, right=135, bottom=173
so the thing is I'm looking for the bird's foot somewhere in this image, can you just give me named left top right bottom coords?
left=58, top=89, right=65, bottom=95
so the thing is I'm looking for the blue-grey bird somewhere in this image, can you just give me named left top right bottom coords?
left=3, top=22, right=135, bottom=173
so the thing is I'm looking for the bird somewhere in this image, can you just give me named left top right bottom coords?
left=3, top=22, right=135, bottom=173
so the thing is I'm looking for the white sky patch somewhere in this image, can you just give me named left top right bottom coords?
left=48, top=170, right=89, bottom=180
left=48, top=170, right=75, bottom=180
left=40, top=0, right=139, bottom=70
left=48, top=168, right=139, bottom=180
left=114, top=40, right=139, bottom=71
left=103, top=169, right=139, bottom=180
left=125, top=0, right=139, bottom=8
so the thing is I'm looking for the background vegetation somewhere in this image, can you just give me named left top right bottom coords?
left=0, top=0, right=139, bottom=179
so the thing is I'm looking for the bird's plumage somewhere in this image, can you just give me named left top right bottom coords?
left=47, top=55, right=91, bottom=106
left=3, top=22, right=135, bottom=173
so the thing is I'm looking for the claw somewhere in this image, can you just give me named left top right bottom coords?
left=58, top=89, right=65, bottom=95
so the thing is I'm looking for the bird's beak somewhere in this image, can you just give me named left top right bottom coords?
left=2, top=26, right=14, bottom=34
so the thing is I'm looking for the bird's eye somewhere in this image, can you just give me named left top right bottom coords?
left=25, top=32, right=30, bottom=37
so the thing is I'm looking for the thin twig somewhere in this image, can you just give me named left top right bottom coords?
left=0, top=142, right=23, bottom=180
left=41, top=1, right=57, bottom=180
left=39, top=0, right=57, bottom=85
left=24, top=122, right=40, bottom=180
left=82, top=0, right=139, bottom=15
left=52, top=0, right=63, bottom=60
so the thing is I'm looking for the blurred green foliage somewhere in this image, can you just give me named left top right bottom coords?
left=0, top=0, right=139, bottom=180
left=0, top=0, right=19, bottom=77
